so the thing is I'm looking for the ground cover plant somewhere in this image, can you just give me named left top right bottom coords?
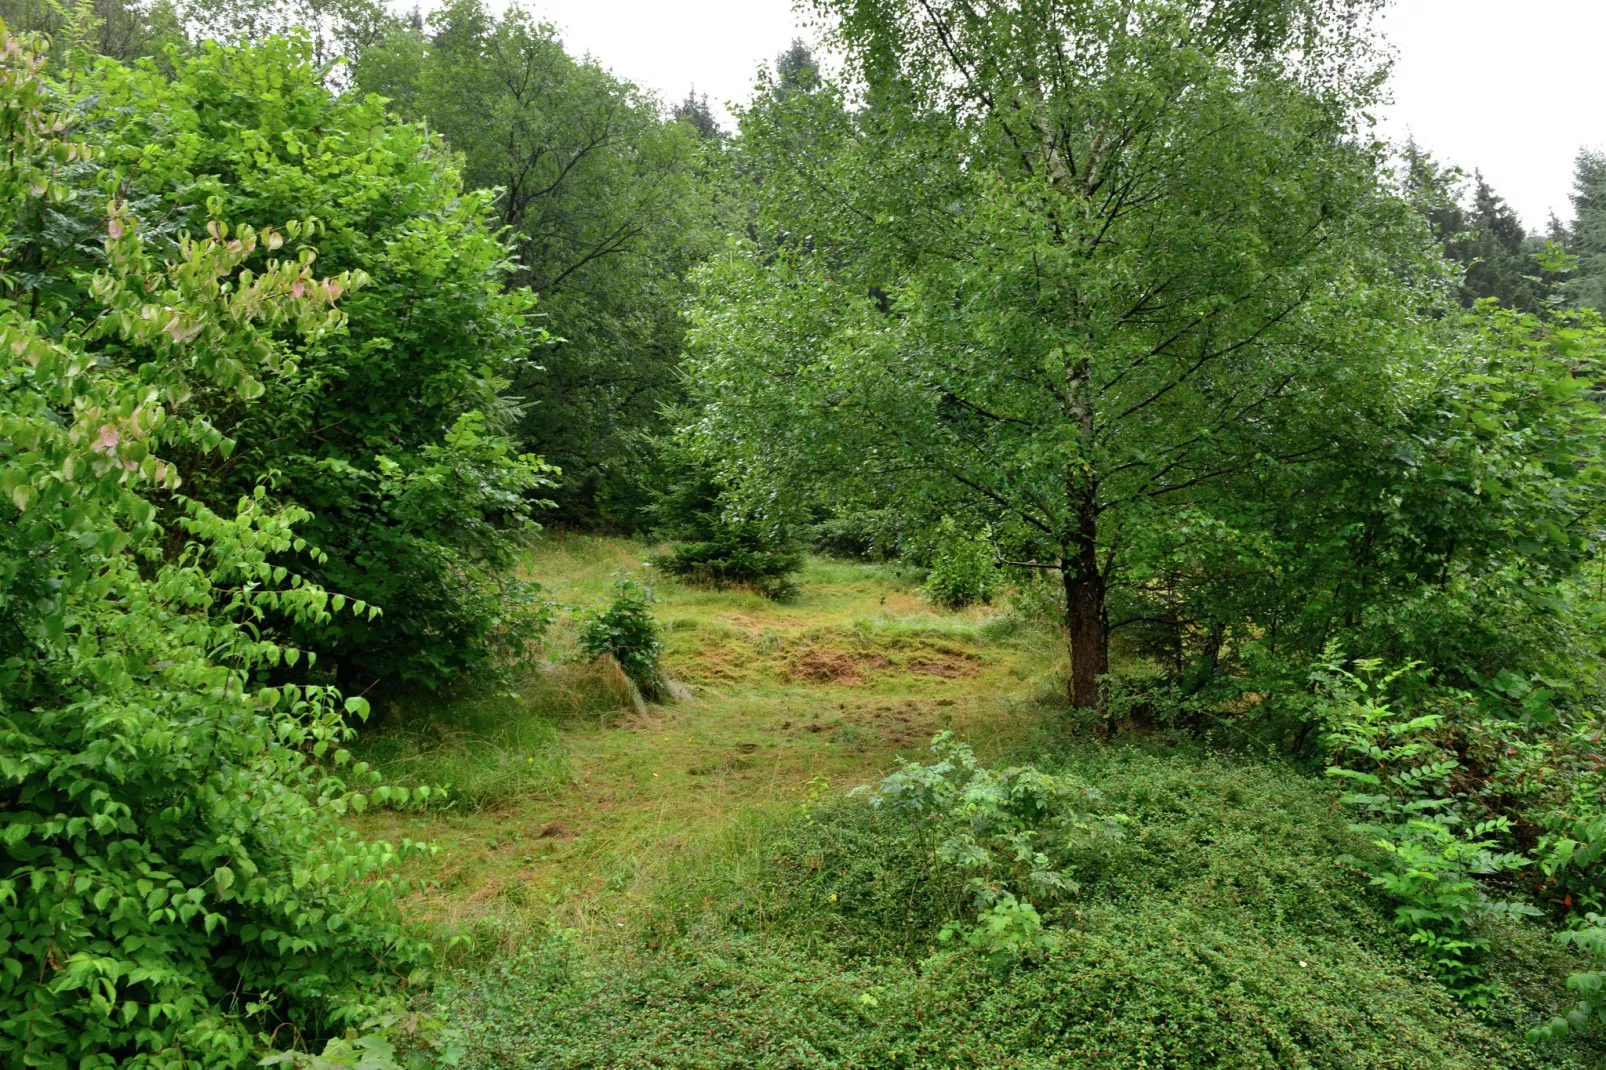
left=431, top=731, right=1606, bottom=1069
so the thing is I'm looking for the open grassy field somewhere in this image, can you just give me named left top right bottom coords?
left=351, top=534, right=1069, bottom=944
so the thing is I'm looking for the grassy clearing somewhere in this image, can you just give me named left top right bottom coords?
left=350, top=534, right=1064, bottom=944
left=348, top=534, right=1603, bottom=1066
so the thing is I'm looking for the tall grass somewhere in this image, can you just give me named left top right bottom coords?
left=353, top=660, right=652, bottom=810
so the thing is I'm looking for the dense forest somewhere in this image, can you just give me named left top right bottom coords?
left=6, top=0, right=1606, bottom=1065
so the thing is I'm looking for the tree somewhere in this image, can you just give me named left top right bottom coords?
left=178, top=0, right=394, bottom=68
left=355, top=0, right=715, bottom=527
left=1400, top=144, right=1548, bottom=312
left=673, top=86, right=722, bottom=141
left=774, top=36, right=818, bottom=93
left=687, top=0, right=1430, bottom=709
left=1458, top=173, right=1545, bottom=311
left=0, top=0, right=182, bottom=60
left=649, top=441, right=803, bottom=600
left=1566, top=149, right=1606, bottom=311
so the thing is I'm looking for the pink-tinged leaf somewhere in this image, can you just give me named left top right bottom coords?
left=323, top=279, right=343, bottom=301
left=94, top=425, right=119, bottom=452
left=291, top=282, right=305, bottom=299
left=108, top=219, right=125, bottom=240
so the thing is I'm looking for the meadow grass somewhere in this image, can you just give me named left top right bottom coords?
left=350, top=534, right=1064, bottom=945
left=345, top=535, right=1606, bottom=1067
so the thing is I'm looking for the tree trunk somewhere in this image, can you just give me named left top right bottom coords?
left=1063, top=493, right=1107, bottom=710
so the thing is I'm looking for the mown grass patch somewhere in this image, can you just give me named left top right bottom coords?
left=350, top=536, right=1058, bottom=948
left=348, top=536, right=1601, bottom=1063
left=353, top=687, right=571, bottom=811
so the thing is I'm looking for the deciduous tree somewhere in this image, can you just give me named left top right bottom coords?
left=688, top=0, right=1429, bottom=708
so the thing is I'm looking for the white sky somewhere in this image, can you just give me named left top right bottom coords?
left=526, top=0, right=1606, bottom=230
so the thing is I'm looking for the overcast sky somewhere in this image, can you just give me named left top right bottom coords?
left=525, top=0, right=1605, bottom=231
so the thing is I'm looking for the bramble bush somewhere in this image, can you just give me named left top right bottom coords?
left=862, top=732, right=1122, bottom=969
left=1, top=26, right=431, bottom=1065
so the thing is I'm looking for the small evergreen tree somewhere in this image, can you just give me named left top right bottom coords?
left=651, top=447, right=803, bottom=600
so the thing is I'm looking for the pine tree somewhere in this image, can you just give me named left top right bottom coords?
left=1460, top=172, right=1543, bottom=311
left=1566, top=149, right=1606, bottom=311
left=673, top=87, right=722, bottom=141
left=1400, top=143, right=1547, bottom=312
left=775, top=37, right=819, bottom=93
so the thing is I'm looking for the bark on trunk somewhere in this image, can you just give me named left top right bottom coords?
left=1063, top=494, right=1107, bottom=710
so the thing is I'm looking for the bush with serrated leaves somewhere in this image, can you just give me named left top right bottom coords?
left=578, top=580, right=665, bottom=700
left=1529, top=916, right=1606, bottom=1043
left=1, top=27, right=430, bottom=1065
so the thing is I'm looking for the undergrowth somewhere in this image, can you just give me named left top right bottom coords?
left=430, top=742, right=1606, bottom=1068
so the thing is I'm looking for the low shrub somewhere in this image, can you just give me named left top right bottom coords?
left=1320, top=656, right=1540, bottom=1005
left=656, top=526, right=804, bottom=600
left=921, top=517, right=1000, bottom=610
left=1530, top=915, right=1606, bottom=1043
left=577, top=579, right=666, bottom=700
left=862, top=733, right=1122, bottom=968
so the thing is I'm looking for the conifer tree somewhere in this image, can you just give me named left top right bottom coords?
left=1566, top=149, right=1606, bottom=311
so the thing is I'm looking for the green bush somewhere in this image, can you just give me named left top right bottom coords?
left=83, top=36, right=555, bottom=697
left=1530, top=915, right=1606, bottom=1043
left=578, top=580, right=666, bottom=700
left=1, top=28, right=428, bottom=1063
left=657, top=529, right=805, bottom=600
left=921, top=517, right=1001, bottom=610
left=863, top=732, right=1121, bottom=967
